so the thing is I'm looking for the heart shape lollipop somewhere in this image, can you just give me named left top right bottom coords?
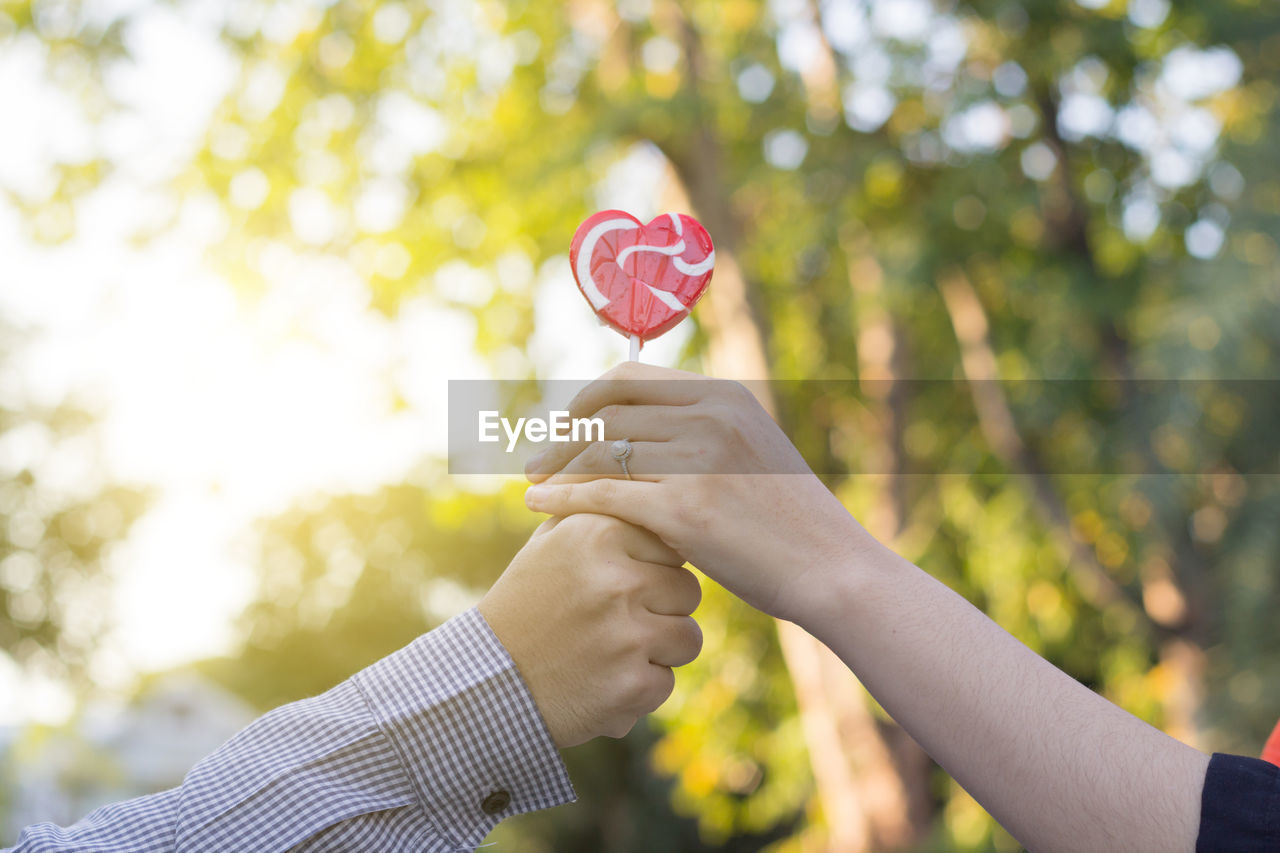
left=570, top=210, right=715, bottom=357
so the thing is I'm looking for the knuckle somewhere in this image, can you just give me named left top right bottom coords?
left=729, top=380, right=756, bottom=406
left=688, top=403, right=720, bottom=431
left=690, top=402, right=741, bottom=449
left=616, top=623, right=646, bottom=654
left=592, top=510, right=629, bottom=537
left=674, top=491, right=711, bottom=534
left=567, top=390, right=590, bottom=418
left=607, top=715, right=637, bottom=739
left=555, top=481, right=579, bottom=508
left=611, top=361, right=640, bottom=379
left=711, top=400, right=746, bottom=436
left=598, top=404, right=623, bottom=428
left=616, top=666, right=650, bottom=705
left=553, top=510, right=590, bottom=534
left=646, top=668, right=676, bottom=710
left=555, top=511, right=609, bottom=545
left=714, top=378, right=752, bottom=407
left=592, top=559, right=630, bottom=595
left=579, top=523, right=632, bottom=570
left=591, top=477, right=618, bottom=506
left=590, top=519, right=625, bottom=551
left=614, top=565, right=645, bottom=598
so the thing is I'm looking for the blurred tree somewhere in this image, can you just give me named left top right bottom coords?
left=0, top=0, right=126, bottom=244
left=6, top=0, right=1280, bottom=848
left=197, top=482, right=533, bottom=710
left=1, top=0, right=151, bottom=679
left=0, top=322, right=147, bottom=682
left=177, top=0, right=1280, bottom=848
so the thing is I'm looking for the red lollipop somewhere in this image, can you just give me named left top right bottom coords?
left=569, top=210, right=715, bottom=360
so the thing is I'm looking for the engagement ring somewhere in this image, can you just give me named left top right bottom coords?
left=610, top=439, right=633, bottom=480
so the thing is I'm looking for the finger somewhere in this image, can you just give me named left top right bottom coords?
left=633, top=663, right=677, bottom=714
left=616, top=523, right=685, bottom=566
left=636, top=562, right=701, bottom=614
left=525, top=479, right=670, bottom=538
left=564, top=363, right=708, bottom=425
left=644, top=614, right=702, bottom=668
left=525, top=405, right=684, bottom=483
left=536, top=439, right=668, bottom=485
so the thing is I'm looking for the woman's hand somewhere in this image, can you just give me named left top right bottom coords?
left=526, top=364, right=1215, bottom=853
left=522, top=362, right=868, bottom=623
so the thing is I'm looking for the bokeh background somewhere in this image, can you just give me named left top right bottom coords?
left=2, top=0, right=1279, bottom=849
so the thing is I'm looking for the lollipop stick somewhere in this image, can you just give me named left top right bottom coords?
left=629, top=334, right=641, bottom=363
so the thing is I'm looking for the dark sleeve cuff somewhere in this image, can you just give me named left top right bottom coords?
left=1196, top=752, right=1280, bottom=852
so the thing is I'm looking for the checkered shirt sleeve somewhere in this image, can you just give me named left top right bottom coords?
left=4, top=607, right=577, bottom=852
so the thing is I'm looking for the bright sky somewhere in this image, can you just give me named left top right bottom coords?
left=0, top=2, right=685, bottom=724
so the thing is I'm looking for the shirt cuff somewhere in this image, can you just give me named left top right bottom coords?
left=1196, top=752, right=1280, bottom=852
left=353, top=607, right=576, bottom=849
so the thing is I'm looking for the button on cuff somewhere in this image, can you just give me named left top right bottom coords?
left=480, top=790, right=511, bottom=816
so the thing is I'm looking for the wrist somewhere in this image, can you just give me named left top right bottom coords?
left=478, top=596, right=574, bottom=747
left=787, top=519, right=897, bottom=633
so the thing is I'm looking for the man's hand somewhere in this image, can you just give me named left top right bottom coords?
left=478, top=512, right=702, bottom=748
left=522, top=362, right=865, bottom=623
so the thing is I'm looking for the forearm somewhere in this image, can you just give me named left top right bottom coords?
left=802, top=533, right=1209, bottom=853
left=4, top=680, right=425, bottom=853
left=4, top=609, right=574, bottom=853
left=522, top=366, right=1228, bottom=848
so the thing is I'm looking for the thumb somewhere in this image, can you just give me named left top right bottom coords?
left=525, top=480, right=668, bottom=536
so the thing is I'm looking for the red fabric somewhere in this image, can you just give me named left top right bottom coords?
left=1263, top=719, right=1280, bottom=768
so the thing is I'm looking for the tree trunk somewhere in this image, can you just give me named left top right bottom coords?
left=937, top=267, right=1138, bottom=613
left=936, top=265, right=1209, bottom=749
left=839, top=225, right=934, bottom=846
left=650, top=8, right=933, bottom=847
left=661, top=166, right=928, bottom=853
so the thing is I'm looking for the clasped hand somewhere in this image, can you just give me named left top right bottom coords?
left=523, top=362, right=865, bottom=623
left=481, top=362, right=866, bottom=748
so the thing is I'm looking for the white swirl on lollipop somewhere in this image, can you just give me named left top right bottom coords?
left=575, top=213, right=715, bottom=313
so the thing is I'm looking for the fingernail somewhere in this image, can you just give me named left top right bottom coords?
left=525, top=485, right=550, bottom=509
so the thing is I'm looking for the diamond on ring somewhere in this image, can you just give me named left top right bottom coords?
left=610, top=438, right=633, bottom=479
